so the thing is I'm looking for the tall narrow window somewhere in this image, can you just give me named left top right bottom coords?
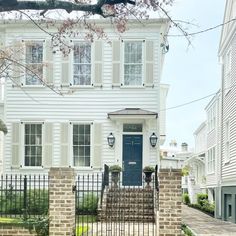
left=25, top=41, right=43, bottom=85
left=207, top=147, right=215, bottom=173
left=24, top=123, right=42, bottom=166
left=124, top=41, right=143, bottom=86
left=73, top=43, right=91, bottom=85
left=73, top=124, right=91, bottom=167
left=225, top=49, right=231, bottom=94
left=225, top=120, right=230, bottom=162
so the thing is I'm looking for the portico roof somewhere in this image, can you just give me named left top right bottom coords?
left=108, top=108, right=158, bottom=120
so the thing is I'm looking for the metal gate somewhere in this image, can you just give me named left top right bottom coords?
left=75, top=165, right=159, bottom=236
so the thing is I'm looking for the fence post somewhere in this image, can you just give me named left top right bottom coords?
left=23, top=175, right=27, bottom=210
left=49, top=167, right=76, bottom=236
left=158, top=169, right=182, bottom=236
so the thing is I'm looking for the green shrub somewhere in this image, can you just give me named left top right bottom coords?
left=0, top=189, right=48, bottom=215
left=182, top=193, right=190, bottom=205
left=196, top=193, right=208, bottom=206
left=109, top=165, right=122, bottom=172
left=189, top=201, right=214, bottom=216
left=77, top=193, right=98, bottom=214
left=181, top=224, right=194, bottom=236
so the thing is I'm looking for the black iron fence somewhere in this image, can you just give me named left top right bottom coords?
left=0, top=174, right=49, bottom=218
left=75, top=167, right=159, bottom=236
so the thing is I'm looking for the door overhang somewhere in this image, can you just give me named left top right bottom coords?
left=108, top=108, right=158, bottom=120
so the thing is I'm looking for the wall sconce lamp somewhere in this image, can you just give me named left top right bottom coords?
left=107, top=133, right=115, bottom=147
left=150, top=132, right=158, bottom=147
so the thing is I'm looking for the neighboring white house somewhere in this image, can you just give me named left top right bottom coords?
left=184, top=122, right=207, bottom=203
left=0, top=19, right=169, bottom=186
left=0, top=78, right=4, bottom=172
left=218, top=0, right=236, bottom=224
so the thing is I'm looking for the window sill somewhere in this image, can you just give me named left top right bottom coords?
left=121, top=85, right=146, bottom=89
left=21, top=85, right=45, bottom=88
left=73, top=166, right=94, bottom=171
left=20, top=166, right=44, bottom=170
left=70, top=85, right=94, bottom=89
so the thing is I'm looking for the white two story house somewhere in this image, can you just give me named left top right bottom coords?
left=0, top=19, right=169, bottom=186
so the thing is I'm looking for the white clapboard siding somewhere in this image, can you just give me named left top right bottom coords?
left=12, top=40, right=23, bottom=86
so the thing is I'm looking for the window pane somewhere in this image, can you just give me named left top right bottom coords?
left=24, top=124, right=42, bottom=166
left=123, top=124, right=142, bottom=132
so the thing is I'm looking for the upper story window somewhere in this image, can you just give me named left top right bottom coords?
left=73, top=124, right=91, bottom=167
left=207, top=104, right=216, bottom=132
left=207, top=146, right=215, bottom=174
left=123, top=41, right=143, bottom=86
left=24, top=123, right=42, bottom=166
left=25, top=41, right=43, bottom=85
left=73, top=42, right=91, bottom=86
left=225, top=49, right=231, bottom=94
left=225, top=119, right=230, bottom=163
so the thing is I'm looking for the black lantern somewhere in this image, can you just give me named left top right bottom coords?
left=150, top=132, right=158, bottom=147
left=107, top=133, right=115, bottom=147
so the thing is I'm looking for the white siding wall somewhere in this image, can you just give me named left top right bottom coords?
left=3, top=21, right=167, bottom=174
left=194, top=123, right=207, bottom=155
left=221, top=31, right=236, bottom=183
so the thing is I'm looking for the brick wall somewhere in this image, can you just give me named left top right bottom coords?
left=158, top=169, right=182, bottom=236
left=0, top=225, right=37, bottom=236
left=49, top=167, right=76, bottom=236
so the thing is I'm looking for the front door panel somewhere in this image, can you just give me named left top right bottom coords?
left=122, top=135, right=142, bottom=186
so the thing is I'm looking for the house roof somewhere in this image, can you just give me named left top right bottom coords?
left=108, top=108, right=158, bottom=118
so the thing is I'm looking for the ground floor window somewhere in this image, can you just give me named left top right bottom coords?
left=73, top=124, right=91, bottom=167
left=24, top=123, right=42, bottom=166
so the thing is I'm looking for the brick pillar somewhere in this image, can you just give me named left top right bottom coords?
left=49, top=168, right=76, bottom=236
left=158, top=169, right=182, bottom=236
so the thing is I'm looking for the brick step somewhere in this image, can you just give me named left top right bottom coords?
left=106, top=198, right=153, bottom=206
left=104, top=203, right=154, bottom=208
left=99, top=209, right=154, bottom=215
left=98, top=215, right=155, bottom=223
left=106, top=193, right=154, bottom=198
left=108, top=188, right=154, bottom=192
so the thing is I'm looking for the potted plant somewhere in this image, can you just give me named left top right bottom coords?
left=109, top=165, right=122, bottom=187
left=143, top=166, right=155, bottom=187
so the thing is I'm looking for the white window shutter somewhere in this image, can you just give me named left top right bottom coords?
left=112, top=41, right=121, bottom=86
left=145, top=40, right=154, bottom=86
left=12, top=40, right=23, bottom=86
left=60, top=123, right=70, bottom=166
left=11, top=123, right=21, bottom=168
left=93, top=123, right=102, bottom=170
left=93, top=40, right=103, bottom=87
left=43, top=123, right=53, bottom=168
left=61, top=44, right=71, bottom=86
left=45, top=40, right=54, bottom=85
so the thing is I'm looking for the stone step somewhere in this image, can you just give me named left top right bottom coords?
left=99, top=208, right=154, bottom=215
left=106, top=198, right=154, bottom=204
left=98, top=215, right=155, bottom=223
left=104, top=202, right=154, bottom=208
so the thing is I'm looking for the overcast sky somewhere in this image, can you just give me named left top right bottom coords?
left=161, top=0, right=225, bottom=149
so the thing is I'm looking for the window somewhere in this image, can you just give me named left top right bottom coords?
left=207, top=104, right=216, bottom=132
left=73, top=124, right=91, bottom=167
left=25, top=41, right=43, bottom=85
left=225, top=120, right=230, bottom=162
left=123, top=124, right=142, bottom=132
left=225, top=49, right=231, bottom=94
left=73, top=42, right=91, bottom=86
left=24, top=123, right=42, bottom=166
left=124, top=41, right=143, bottom=86
left=207, top=147, right=215, bottom=173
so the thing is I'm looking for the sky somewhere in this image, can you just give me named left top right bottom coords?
left=161, top=0, right=225, bottom=149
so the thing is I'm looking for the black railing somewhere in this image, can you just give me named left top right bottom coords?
left=0, top=174, right=49, bottom=218
left=155, top=165, right=159, bottom=191
left=101, top=164, right=109, bottom=205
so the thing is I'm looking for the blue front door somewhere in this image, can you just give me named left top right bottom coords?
left=122, top=135, right=143, bottom=186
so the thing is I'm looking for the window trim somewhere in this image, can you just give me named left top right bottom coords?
left=21, top=121, right=44, bottom=168
left=70, top=41, right=93, bottom=87
left=122, top=39, right=145, bottom=87
left=23, top=39, right=45, bottom=87
left=224, top=118, right=231, bottom=164
left=207, top=146, right=216, bottom=174
left=224, top=48, right=232, bottom=96
left=70, top=122, right=93, bottom=169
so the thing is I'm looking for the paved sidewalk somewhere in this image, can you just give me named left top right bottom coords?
left=182, top=204, right=236, bottom=236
